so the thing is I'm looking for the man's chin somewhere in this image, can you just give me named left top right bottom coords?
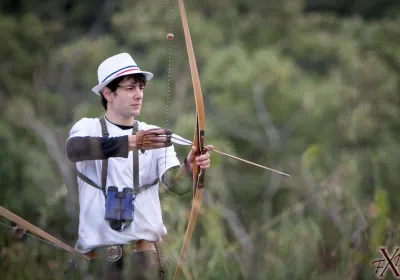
left=131, top=110, right=141, bottom=117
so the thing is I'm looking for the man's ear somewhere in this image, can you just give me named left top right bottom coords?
left=102, top=87, right=113, bottom=102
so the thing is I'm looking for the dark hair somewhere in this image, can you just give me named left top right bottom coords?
left=100, top=73, right=147, bottom=110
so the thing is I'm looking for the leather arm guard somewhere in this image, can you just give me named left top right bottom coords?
left=136, top=128, right=173, bottom=150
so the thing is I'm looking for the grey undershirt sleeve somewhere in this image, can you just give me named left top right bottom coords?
left=161, top=158, right=193, bottom=196
left=66, top=136, right=129, bottom=162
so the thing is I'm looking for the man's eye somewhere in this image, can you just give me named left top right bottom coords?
left=126, top=87, right=133, bottom=91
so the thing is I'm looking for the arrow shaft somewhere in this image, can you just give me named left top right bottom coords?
left=212, top=149, right=291, bottom=177
left=170, top=135, right=290, bottom=177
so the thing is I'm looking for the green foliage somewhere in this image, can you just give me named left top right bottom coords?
left=1, top=0, right=400, bottom=279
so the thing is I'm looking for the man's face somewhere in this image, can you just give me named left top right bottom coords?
left=107, top=76, right=144, bottom=118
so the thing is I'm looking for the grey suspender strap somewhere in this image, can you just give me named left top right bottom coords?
left=132, top=121, right=140, bottom=195
left=76, top=117, right=108, bottom=197
left=77, top=172, right=103, bottom=192
left=76, top=117, right=158, bottom=195
left=99, top=117, right=109, bottom=196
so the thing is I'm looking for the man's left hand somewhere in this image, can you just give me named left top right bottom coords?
left=12, top=225, right=26, bottom=240
left=186, top=145, right=213, bottom=170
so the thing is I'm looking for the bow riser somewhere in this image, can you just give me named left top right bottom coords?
left=197, top=132, right=205, bottom=190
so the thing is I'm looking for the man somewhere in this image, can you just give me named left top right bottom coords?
left=65, top=53, right=211, bottom=279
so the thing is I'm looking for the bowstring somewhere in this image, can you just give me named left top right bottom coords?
left=163, top=0, right=173, bottom=186
left=160, top=0, right=174, bottom=268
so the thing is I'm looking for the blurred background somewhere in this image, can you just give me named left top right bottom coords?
left=1, top=0, right=400, bottom=279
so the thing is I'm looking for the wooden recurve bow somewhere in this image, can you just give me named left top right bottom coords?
left=173, top=0, right=206, bottom=279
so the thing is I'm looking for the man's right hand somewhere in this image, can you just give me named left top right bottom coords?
left=128, top=128, right=173, bottom=151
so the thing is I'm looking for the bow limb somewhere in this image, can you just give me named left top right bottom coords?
left=0, top=206, right=89, bottom=260
left=174, top=0, right=206, bottom=279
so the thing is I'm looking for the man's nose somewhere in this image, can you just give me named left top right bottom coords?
left=133, top=88, right=143, bottom=99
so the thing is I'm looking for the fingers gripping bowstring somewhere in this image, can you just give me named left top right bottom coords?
left=1, top=221, right=60, bottom=250
left=0, top=221, right=61, bottom=249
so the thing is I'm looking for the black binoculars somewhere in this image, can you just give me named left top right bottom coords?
left=104, top=186, right=134, bottom=231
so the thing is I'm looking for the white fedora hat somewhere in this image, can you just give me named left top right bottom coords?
left=92, top=53, right=154, bottom=95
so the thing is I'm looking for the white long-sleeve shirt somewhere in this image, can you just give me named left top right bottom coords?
left=67, top=117, right=180, bottom=253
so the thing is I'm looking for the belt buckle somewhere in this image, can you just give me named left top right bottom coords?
left=103, top=245, right=123, bottom=262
